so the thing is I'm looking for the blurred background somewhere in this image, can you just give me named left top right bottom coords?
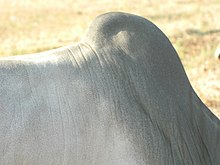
left=0, top=0, right=219, bottom=118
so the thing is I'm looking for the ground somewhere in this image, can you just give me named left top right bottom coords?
left=0, top=0, right=219, bottom=118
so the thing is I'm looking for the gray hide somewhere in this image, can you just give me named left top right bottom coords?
left=0, top=12, right=219, bottom=165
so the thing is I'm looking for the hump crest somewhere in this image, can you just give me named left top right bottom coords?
left=84, top=12, right=190, bottom=98
left=84, top=12, right=165, bottom=47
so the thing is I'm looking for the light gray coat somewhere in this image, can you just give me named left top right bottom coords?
left=0, top=12, right=219, bottom=165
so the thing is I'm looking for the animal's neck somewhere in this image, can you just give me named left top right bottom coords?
left=192, top=93, right=220, bottom=164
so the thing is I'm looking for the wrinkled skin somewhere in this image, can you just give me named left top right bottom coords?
left=0, top=12, right=219, bottom=165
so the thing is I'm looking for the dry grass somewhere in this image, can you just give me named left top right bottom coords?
left=0, top=0, right=219, bottom=118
